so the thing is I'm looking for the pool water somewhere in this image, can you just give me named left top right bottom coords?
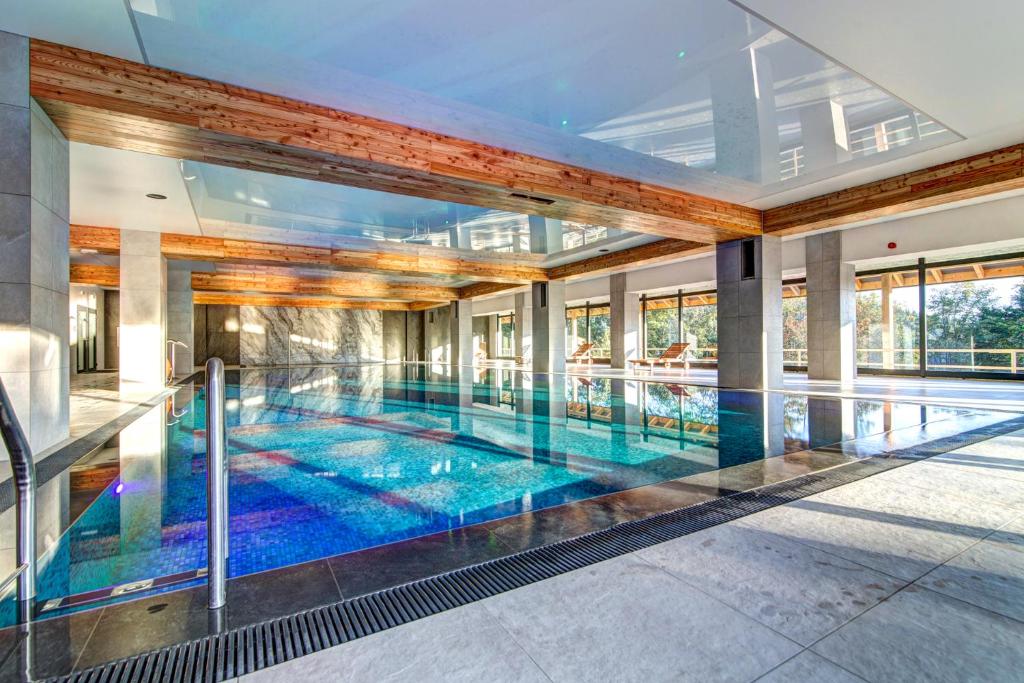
left=34, top=365, right=973, bottom=610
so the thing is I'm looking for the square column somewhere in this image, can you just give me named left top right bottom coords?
left=716, top=236, right=783, bottom=389
left=799, top=99, right=851, bottom=172
left=528, top=215, right=562, bottom=254
left=805, top=232, right=857, bottom=384
left=610, top=273, right=640, bottom=369
left=119, top=230, right=167, bottom=390
left=514, top=291, right=532, bottom=364
left=449, top=300, right=473, bottom=367
left=0, top=30, right=70, bottom=455
left=486, top=314, right=498, bottom=358
left=709, top=47, right=779, bottom=184
left=166, top=265, right=194, bottom=377
left=531, top=281, right=565, bottom=374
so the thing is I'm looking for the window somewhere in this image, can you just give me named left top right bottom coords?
left=497, top=314, right=515, bottom=357
left=855, top=253, right=1024, bottom=377
left=641, top=291, right=717, bottom=362
left=643, top=296, right=679, bottom=358
left=923, top=258, right=1024, bottom=374
left=782, top=281, right=807, bottom=367
left=565, top=303, right=611, bottom=360
left=856, top=267, right=921, bottom=372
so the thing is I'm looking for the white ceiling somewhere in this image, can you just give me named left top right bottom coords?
left=70, top=144, right=200, bottom=234
left=6, top=0, right=1024, bottom=222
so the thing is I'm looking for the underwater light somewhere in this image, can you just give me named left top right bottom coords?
left=114, top=481, right=125, bottom=494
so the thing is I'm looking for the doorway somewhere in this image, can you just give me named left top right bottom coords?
left=77, top=305, right=98, bottom=373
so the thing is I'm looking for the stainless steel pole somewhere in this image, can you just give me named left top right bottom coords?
left=205, top=357, right=227, bottom=610
left=0, top=378, right=36, bottom=623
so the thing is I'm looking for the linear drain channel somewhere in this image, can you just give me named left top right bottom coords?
left=49, top=416, right=1024, bottom=683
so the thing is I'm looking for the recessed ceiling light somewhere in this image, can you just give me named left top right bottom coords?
left=79, top=248, right=98, bottom=254
left=146, top=193, right=167, bottom=200
left=598, top=248, right=609, bottom=253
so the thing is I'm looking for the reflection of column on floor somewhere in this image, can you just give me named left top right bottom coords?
left=529, top=375, right=567, bottom=467
left=881, top=274, right=895, bottom=370
left=119, top=406, right=166, bottom=553
left=716, top=392, right=768, bottom=469
left=807, top=397, right=855, bottom=450
left=452, top=372, right=475, bottom=437
left=610, top=379, right=641, bottom=451
left=514, top=292, right=532, bottom=364
left=513, top=372, right=533, bottom=438
left=764, top=393, right=786, bottom=457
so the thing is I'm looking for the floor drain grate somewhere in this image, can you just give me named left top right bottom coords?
left=51, top=415, right=1024, bottom=683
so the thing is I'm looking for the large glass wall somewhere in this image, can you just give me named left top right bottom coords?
left=782, top=281, right=807, bottom=367
left=565, top=302, right=611, bottom=360
left=856, top=267, right=921, bottom=372
left=641, top=291, right=717, bottom=362
left=497, top=314, right=514, bottom=357
left=856, top=254, right=1024, bottom=377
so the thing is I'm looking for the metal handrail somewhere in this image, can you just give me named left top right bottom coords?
left=205, top=358, right=228, bottom=610
left=0, top=378, right=36, bottom=623
left=167, top=339, right=189, bottom=383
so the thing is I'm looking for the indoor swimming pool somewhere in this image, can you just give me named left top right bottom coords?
left=17, top=364, right=1018, bottom=621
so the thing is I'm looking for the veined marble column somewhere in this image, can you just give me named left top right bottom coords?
left=805, top=232, right=857, bottom=384
left=166, top=264, right=193, bottom=377
left=119, top=230, right=167, bottom=390
left=716, top=236, right=783, bottom=390
left=514, top=292, right=532, bottom=364
left=531, top=281, right=566, bottom=374
left=449, top=300, right=473, bottom=367
left=0, top=30, right=70, bottom=456
left=610, top=273, right=640, bottom=369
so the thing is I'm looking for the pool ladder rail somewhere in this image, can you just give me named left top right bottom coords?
left=205, top=357, right=229, bottom=611
left=0, top=377, right=37, bottom=625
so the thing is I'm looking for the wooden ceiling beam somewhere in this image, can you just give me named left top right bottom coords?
left=70, top=225, right=547, bottom=283
left=458, top=281, right=522, bottom=299
left=69, top=263, right=119, bottom=287
left=192, top=292, right=419, bottom=310
left=190, top=271, right=457, bottom=301
left=547, top=239, right=711, bottom=280
left=764, top=143, right=1024, bottom=235
left=31, top=39, right=761, bottom=243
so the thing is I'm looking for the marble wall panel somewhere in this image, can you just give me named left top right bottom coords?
left=238, top=306, right=383, bottom=366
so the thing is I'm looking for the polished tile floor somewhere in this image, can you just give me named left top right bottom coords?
left=68, top=371, right=173, bottom=438
left=238, top=429, right=1024, bottom=683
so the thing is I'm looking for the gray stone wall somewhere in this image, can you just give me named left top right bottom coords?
left=0, top=29, right=71, bottom=455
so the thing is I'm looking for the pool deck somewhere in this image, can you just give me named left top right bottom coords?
left=238, top=428, right=1024, bottom=683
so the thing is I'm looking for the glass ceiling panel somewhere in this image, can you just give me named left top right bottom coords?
left=130, top=0, right=961, bottom=202
left=181, top=161, right=641, bottom=258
